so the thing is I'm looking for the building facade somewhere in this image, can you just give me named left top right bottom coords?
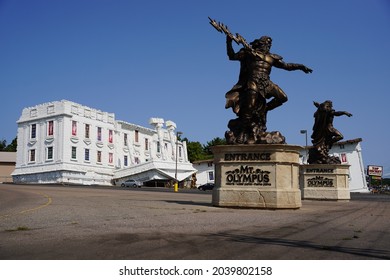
left=12, top=100, right=195, bottom=186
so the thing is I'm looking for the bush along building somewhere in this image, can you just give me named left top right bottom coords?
left=12, top=100, right=196, bottom=186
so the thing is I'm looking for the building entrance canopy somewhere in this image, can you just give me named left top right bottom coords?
left=113, top=160, right=196, bottom=183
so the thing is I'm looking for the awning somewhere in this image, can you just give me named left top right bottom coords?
left=113, top=159, right=196, bottom=182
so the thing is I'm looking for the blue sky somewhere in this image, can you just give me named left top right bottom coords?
left=1, top=0, right=389, bottom=176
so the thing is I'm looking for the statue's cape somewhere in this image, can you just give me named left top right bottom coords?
left=225, top=85, right=242, bottom=114
left=225, top=60, right=247, bottom=114
left=311, top=109, right=332, bottom=146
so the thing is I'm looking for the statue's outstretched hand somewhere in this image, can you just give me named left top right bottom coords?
left=303, top=66, right=313, bottom=74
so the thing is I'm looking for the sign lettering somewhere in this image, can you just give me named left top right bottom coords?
left=306, top=168, right=334, bottom=173
left=225, top=165, right=271, bottom=186
left=224, top=153, right=271, bottom=161
left=307, top=176, right=334, bottom=187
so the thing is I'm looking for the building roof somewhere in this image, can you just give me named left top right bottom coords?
left=192, top=158, right=214, bottom=164
left=337, top=138, right=363, bottom=145
left=0, top=152, right=16, bottom=163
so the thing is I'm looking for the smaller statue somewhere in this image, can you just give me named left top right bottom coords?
left=308, top=100, right=352, bottom=164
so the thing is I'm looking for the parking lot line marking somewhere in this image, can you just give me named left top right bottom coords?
left=20, top=192, right=52, bottom=214
left=0, top=191, right=52, bottom=219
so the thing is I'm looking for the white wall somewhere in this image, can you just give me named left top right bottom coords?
left=192, top=160, right=215, bottom=186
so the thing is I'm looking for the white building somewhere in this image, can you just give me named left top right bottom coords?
left=193, top=138, right=368, bottom=193
left=192, top=159, right=215, bottom=187
left=12, top=100, right=196, bottom=186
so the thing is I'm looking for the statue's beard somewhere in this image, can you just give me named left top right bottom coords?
left=256, top=45, right=270, bottom=53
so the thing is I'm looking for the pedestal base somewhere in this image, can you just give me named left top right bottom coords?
left=211, top=144, right=302, bottom=209
left=300, top=164, right=350, bottom=201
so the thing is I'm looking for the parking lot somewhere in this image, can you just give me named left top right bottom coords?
left=0, top=183, right=389, bottom=259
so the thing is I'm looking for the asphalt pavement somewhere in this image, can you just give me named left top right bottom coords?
left=0, top=183, right=389, bottom=260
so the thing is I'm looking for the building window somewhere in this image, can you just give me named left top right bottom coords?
left=97, top=127, right=102, bottom=141
left=47, top=146, right=53, bottom=160
left=208, top=171, right=214, bottom=181
left=179, top=146, right=182, bottom=158
left=135, top=130, right=139, bottom=143
left=47, top=105, right=54, bottom=114
left=109, top=153, right=113, bottom=164
left=84, top=149, right=90, bottom=161
left=47, top=120, right=54, bottom=136
left=341, top=153, right=348, bottom=163
left=207, top=162, right=213, bottom=167
left=124, top=155, right=128, bottom=167
left=29, top=149, right=36, bottom=162
left=72, top=121, right=77, bottom=136
left=84, top=109, right=91, bottom=118
left=97, top=151, right=102, bottom=163
left=85, top=124, right=90, bottom=138
left=157, top=141, right=161, bottom=153
left=124, top=133, right=128, bottom=146
left=145, top=138, right=149, bottom=150
left=31, top=124, right=37, bottom=139
left=108, top=130, right=113, bottom=143
left=71, top=146, right=77, bottom=160
left=71, top=105, right=78, bottom=114
left=97, top=112, right=103, bottom=121
left=30, top=109, right=37, bottom=117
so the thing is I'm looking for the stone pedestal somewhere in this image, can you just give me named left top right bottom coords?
left=300, top=164, right=350, bottom=200
left=211, top=144, right=302, bottom=209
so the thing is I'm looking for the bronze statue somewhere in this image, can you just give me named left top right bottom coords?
left=308, top=100, right=352, bottom=164
left=209, top=18, right=312, bottom=144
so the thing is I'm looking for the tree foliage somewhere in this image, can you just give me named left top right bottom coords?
left=0, top=137, right=17, bottom=152
left=184, top=137, right=226, bottom=162
left=185, top=140, right=207, bottom=162
left=203, top=137, right=226, bottom=155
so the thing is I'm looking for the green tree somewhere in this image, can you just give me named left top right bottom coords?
left=185, top=139, right=208, bottom=162
left=203, top=137, right=226, bottom=156
left=5, top=137, right=17, bottom=152
left=0, top=137, right=17, bottom=152
left=184, top=137, right=226, bottom=162
left=0, top=139, right=6, bottom=151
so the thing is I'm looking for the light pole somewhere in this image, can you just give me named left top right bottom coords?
left=174, top=131, right=183, bottom=192
left=300, top=130, right=308, bottom=164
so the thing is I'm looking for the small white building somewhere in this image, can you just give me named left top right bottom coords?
left=12, top=100, right=196, bottom=186
left=192, top=138, right=368, bottom=193
left=192, top=159, right=215, bottom=187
